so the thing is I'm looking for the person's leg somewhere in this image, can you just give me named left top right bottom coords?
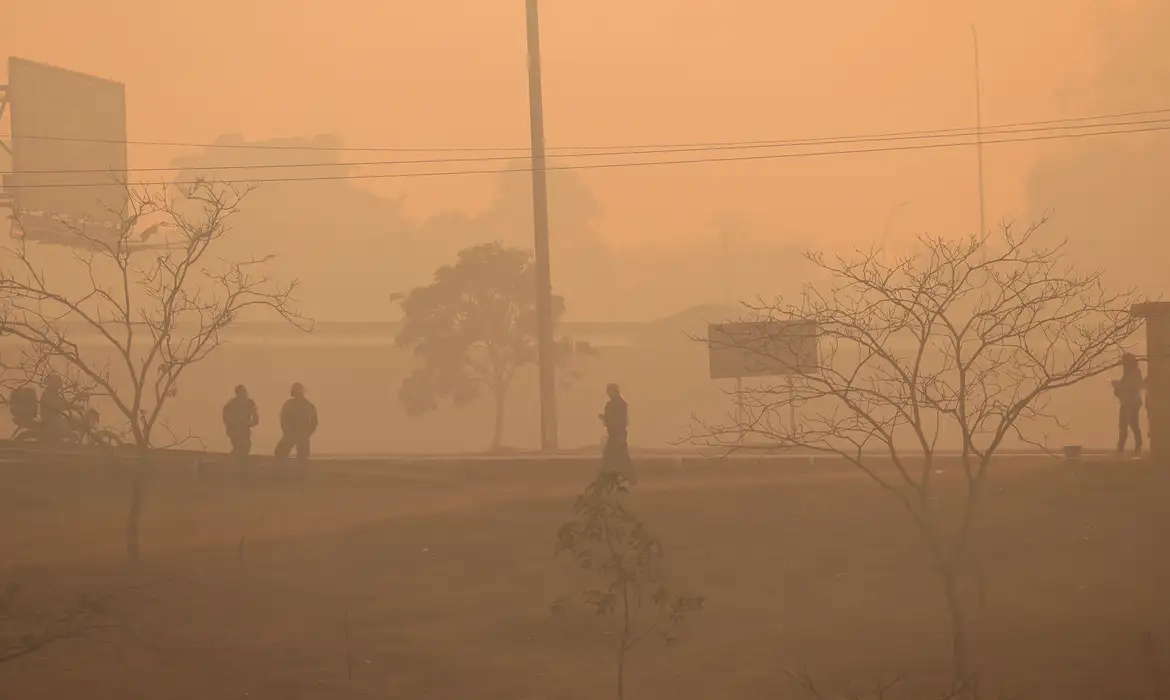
left=274, top=434, right=293, bottom=478
left=611, top=437, right=635, bottom=484
left=1117, top=405, right=1130, bottom=454
left=601, top=436, right=620, bottom=475
left=624, top=451, right=638, bottom=485
left=228, top=432, right=243, bottom=479
left=1129, top=406, right=1143, bottom=454
left=295, top=437, right=310, bottom=481
left=274, top=435, right=292, bottom=458
left=239, top=432, right=253, bottom=482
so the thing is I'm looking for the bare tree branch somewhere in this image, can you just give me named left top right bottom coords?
left=0, top=177, right=310, bottom=565
left=0, top=177, right=310, bottom=450
left=689, top=221, right=1144, bottom=687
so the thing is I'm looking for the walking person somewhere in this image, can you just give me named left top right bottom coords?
left=1112, top=353, right=1145, bottom=457
left=222, top=385, right=259, bottom=481
left=274, top=382, right=318, bottom=480
left=598, top=383, right=637, bottom=484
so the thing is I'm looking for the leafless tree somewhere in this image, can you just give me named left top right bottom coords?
left=0, top=178, right=310, bottom=564
left=690, top=221, right=1143, bottom=691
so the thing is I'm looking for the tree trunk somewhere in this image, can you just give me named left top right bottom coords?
left=941, top=566, right=973, bottom=693
left=617, top=649, right=626, bottom=700
left=490, top=388, right=506, bottom=451
left=125, top=446, right=147, bottom=566
left=618, top=580, right=631, bottom=700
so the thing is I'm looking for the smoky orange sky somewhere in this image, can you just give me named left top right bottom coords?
left=0, top=0, right=1152, bottom=318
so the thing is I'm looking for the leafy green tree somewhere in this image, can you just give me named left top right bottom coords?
left=395, top=241, right=579, bottom=450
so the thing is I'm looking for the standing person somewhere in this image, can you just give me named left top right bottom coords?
left=39, top=374, right=70, bottom=444
left=275, top=382, right=318, bottom=479
left=1112, top=353, right=1145, bottom=457
left=222, top=385, right=259, bottom=480
left=598, top=383, right=636, bottom=484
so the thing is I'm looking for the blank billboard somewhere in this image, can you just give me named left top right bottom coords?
left=7, top=58, right=128, bottom=239
left=708, top=320, right=819, bottom=379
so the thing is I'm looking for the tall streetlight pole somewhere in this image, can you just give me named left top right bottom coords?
left=525, top=0, right=559, bottom=451
left=971, top=25, right=988, bottom=251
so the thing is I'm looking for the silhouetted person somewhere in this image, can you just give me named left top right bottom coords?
left=275, top=382, right=317, bottom=477
left=599, top=383, right=636, bottom=483
left=1112, top=353, right=1144, bottom=456
left=9, top=385, right=39, bottom=434
left=39, top=374, right=70, bottom=443
left=222, top=385, right=259, bottom=478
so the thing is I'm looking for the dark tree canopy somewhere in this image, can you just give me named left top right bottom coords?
left=395, top=241, right=570, bottom=448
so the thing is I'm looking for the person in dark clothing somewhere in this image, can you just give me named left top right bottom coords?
left=275, top=382, right=318, bottom=477
left=1112, top=353, right=1145, bottom=456
left=222, top=385, right=259, bottom=478
left=39, top=374, right=71, bottom=443
left=598, top=383, right=636, bottom=483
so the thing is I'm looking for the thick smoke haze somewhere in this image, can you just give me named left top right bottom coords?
left=1027, top=0, right=1170, bottom=295
left=165, top=138, right=823, bottom=321
left=1, top=0, right=1132, bottom=324
left=3, top=5, right=1170, bottom=700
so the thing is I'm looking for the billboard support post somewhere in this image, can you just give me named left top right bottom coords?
left=0, top=86, right=12, bottom=229
left=734, top=376, right=744, bottom=442
left=1132, top=302, right=1170, bottom=462
left=0, top=85, right=10, bottom=154
left=788, top=376, right=797, bottom=436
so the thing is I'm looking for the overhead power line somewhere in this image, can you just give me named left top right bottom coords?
left=4, top=121, right=1169, bottom=190
left=10, top=115, right=1170, bottom=176
left=1, top=106, right=1168, bottom=155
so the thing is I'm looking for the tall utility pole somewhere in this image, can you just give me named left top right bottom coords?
left=969, top=23, right=987, bottom=451
left=525, top=0, right=559, bottom=451
left=971, top=25, right=988, bottom=250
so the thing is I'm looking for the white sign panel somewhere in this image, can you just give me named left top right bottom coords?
left=708, top=320, right=818, bottom=379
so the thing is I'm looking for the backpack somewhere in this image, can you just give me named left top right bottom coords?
left=10, top=387, right=39, bottom=424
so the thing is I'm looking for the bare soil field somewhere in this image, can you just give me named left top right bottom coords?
left=1, top=455, right=1169, bottom=699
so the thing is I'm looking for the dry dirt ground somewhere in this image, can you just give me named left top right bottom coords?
left=1, top=456, right=1169, bottom=699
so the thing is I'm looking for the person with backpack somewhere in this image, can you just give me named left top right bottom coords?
left=1112, top=353, right=1145, bottom=457
left=39, top=374, right=72, bottom=444
left=274, top=382, right=318, bottom=478
left=222, top=385, right=259, bottom=478
left=9, top=385, right=40, bottom=438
